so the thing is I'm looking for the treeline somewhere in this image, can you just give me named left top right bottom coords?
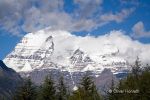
left=13, top=74, right=102, bottom=100
left=107, top=58, right=150, bottom=100
left=13, top=58, right=150, bottom=100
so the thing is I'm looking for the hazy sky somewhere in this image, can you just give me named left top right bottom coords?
left=0, top=0, right=150, bottom=59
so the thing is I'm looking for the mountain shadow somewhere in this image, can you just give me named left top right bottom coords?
left=0, top=60, right=22, bottom=100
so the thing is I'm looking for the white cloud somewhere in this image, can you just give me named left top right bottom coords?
left=73, top=0, right=103, bottom=18
left=0, top=0, right=135, bottom=36
left=132, top=21, right=150, bottom=38
left=79, top=31, right=150, bottom=64
left=120, top=0, right=139, bottom=6
left=100, top=8, right=135, bottom=23
left=41, top=29, right=150, bottom=65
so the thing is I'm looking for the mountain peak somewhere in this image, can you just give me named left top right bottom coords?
left=46, top=36, right=53, bottom=42
left=3, top=29, right=130, bottom=74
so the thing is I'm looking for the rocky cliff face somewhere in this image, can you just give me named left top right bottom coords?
left=3, top=28, right=130, bottom=89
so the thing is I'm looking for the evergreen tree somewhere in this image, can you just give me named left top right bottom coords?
left=132, top=57, right=141, bottom=78
left=107, top=78, right=118, bottom=100
left=70, top=73, right=102, bottom=100
left=138, top=68, right=150, bottom=99
left=90, top=82, right=102, bottom=100
left=107, top=58, right=150, bottom=100
left=14, top=78, right=36, bottom=100
left=57, top=76, right=69, bottom=100
left=39, top=75, right=56, bottom=100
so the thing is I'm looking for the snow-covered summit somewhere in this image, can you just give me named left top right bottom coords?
left=3, top=28, right=130, bottom=74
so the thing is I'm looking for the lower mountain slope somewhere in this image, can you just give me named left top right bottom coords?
left=0, top=60, right=22, bottom=99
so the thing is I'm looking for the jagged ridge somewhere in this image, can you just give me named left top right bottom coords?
left=3, top=28, right=130, bottom=75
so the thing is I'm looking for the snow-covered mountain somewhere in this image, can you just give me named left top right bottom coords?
left=3, top=27, right=150, bottom=92
left=3, top=28, right=130, bottom=75
left=3, top=28, right=135, bottom=91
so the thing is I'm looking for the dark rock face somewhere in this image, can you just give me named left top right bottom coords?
left=0, top=60, right=22, bottom=99
left=20, top=68, right=119, bottom=94
left=21, top=69, right=88, bottom=89
left=95, top=69, right=119, bottom=95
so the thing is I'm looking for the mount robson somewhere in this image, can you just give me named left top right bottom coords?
left=3, top=27, right=150, bottom=92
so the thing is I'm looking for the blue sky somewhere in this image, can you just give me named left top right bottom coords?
left=0, top=0, right=150, bottom=59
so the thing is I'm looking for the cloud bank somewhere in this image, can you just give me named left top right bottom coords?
left=0, top=0, right=135, bottom=36
left=39, top=29, right=150, bottom=65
